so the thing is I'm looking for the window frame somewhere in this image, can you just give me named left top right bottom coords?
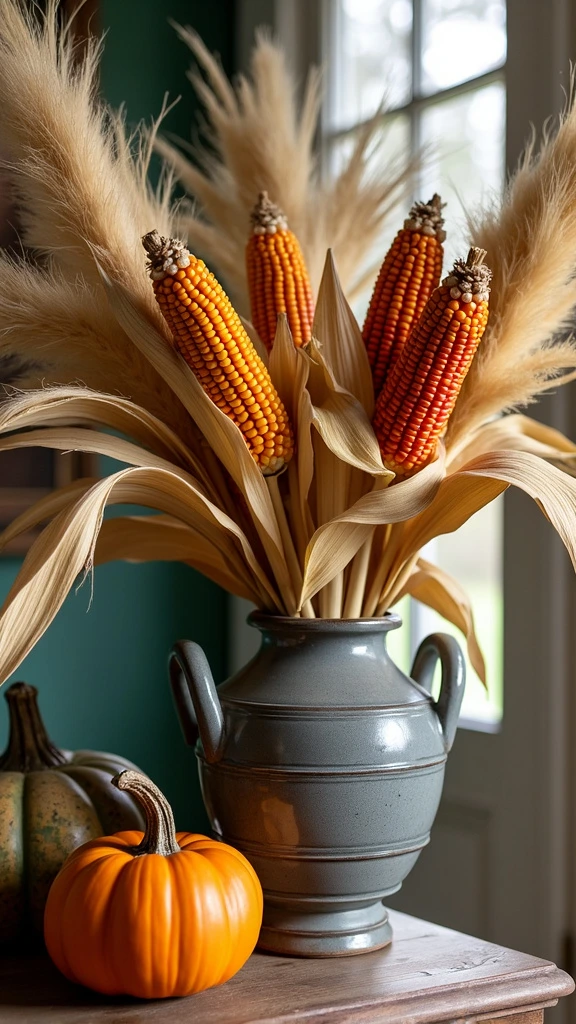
left=322, top=0, right=506, bottom=177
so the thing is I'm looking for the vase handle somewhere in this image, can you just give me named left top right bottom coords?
left=168, top=641, right=225, bottom=763
left=169, top=645, right=199, bottom=748
left=410, top=633, right=466, bottom=753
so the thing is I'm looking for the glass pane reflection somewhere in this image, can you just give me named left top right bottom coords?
left=327, top=114, right=411, bottom=320
left=330, top=0, right=413, bottom=128
left=412, top=500, right=504, bottom=726
left=420, top=82, right=505, bottom=265
left=389, top=501, right=504, bottom=728
left=421, top=0, right=506, bottom=94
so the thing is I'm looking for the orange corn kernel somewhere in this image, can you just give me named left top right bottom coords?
left=143, top=230, right=294, bottom=475
left=246, top=192, right=314, bottom=351
left=373, top=247, right=491, bottom=477
left=363, top=194, right=445, bottom=398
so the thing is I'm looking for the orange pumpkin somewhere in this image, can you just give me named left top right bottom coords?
left=44, top=770, right=263, bottom=998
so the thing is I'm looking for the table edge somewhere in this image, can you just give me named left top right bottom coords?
left=243, top=962, right=575, bottom=1024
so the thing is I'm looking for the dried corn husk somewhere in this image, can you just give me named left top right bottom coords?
left=1, top=0, right=576, bottom=692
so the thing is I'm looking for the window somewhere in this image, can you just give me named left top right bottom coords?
left=324, top=0, right=507, bottom=727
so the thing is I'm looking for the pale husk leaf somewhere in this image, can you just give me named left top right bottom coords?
left=269, top=316, right=314, bottom=555
left=312, top=251, right=375, bottom=416
left=463, top=449, right=576, bottom=569
left=448, top=413, right=576, bottom=471
left=393, top=473, right=509, bottom=583
left=0, top=462, right=289, bottom=682
left=0, top=477, right=98, bottom=552
left=13, top=460, right=278, bottom=606
left=97, top=479, right=271, bottom=606
left=393, top=449, right=576, bottom=598
left=304, top=339, right=391, bottom=478
left=0, top=472, right=129, bottom=683
left=269, top=314, right=306, bottom=423
left=300, top=451, right=445, bottom=606
left=314, top=391, right=375, bottom=474
left=0, top=256, right=195, bottom=442
left=4, top=457, right=273, bottom=604
left=0, top=427, right=203, bottom=483
left=269, top=320, right=315, bottom=542
left=312, top=432, right=352, bottom=616
left=0, top=388, right=201, bottom=475
left=94, top=515, right=258, bottom=603
left=102, top=270, right=295, bottom=608
left=398, top=558, right=486, bottom=684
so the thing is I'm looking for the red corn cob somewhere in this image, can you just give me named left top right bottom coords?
left=363, top=194, right=445, bottom=397
left=373, top=247, right=491, bottom=477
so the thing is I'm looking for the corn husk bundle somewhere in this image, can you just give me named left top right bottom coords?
left=1, top=2, right=576, bottom=689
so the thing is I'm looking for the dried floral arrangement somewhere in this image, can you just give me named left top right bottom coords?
left=1, top=0, right=576, bottom=688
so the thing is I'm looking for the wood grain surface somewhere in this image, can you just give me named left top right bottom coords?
left=0, top=911, right=572, bottom=1023
left=482, top=1013, right=543, bottom=1024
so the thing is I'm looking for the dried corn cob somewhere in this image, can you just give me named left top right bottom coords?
left=143, top=231, right=294, bottom=475
left=373, top=247, right=491, bottom=476
left=246, top=192, right=314, bottom=351
left=363, top=194, right=445, bottom=397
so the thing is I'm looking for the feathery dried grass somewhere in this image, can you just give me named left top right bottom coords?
left=0, top=0, right=206, bottom=449
left=0, top=0, right=173, bottom=302
left=446, top=95, right=576, bottom=449
left=156, top=29, right=410, bottom=312
left=0, top=254, right=196, bottom=439
left=3, top=1, right=576, bottom=693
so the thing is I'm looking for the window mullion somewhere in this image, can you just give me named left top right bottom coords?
left=411, top=0, right=423, bottom=101
left=410, top=0, right=423, bottom=195
left=326, top=66, right=506, bottom=147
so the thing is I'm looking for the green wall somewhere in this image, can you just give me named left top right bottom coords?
left=0, top=1, right=236, bottom=829
left=99, top=0, right=235, bottom=147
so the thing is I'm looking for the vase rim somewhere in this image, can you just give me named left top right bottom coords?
left=248, top=611, right=402, bottom=633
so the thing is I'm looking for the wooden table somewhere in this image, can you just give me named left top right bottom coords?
left=1, top=911, right=573, bottom=1023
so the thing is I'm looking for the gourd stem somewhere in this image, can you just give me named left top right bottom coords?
left=112, top=770, right=181, bottom=856
left=0, top=682, right=66, bottom=772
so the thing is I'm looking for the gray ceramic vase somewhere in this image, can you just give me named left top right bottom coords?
left=169, top=613, right=465, bottom=957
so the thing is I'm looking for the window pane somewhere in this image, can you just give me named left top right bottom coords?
left=410, top=498, right=504, bottom=728
left=421, top=0, right=506, bottom=95
left=328, top=0, right=412, bottom=128
left=386, top=594, right=412, bottom=670
left=326, top=114, right=411, bottom=319
left=326, top=113, right=410, bottom=177
left=419, top=81, right=505, bottom=265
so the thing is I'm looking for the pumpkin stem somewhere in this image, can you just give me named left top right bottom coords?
left=0, top=682, right=67, bottom=772
left=112, top=770, right=181, bottom=856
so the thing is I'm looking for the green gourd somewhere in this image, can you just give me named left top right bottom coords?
left=0, top=681, right=146, bottom=942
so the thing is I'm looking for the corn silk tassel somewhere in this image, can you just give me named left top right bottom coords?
left=373, top=247, right=491, bottom=477
left=363, top=194, right=446, bottom=397
left=143, top=231, right=294, bottom=475
left=246, top=192, right=314, bottom=352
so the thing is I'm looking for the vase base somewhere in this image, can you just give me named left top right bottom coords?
left=257, top=900, right=393, bottom=957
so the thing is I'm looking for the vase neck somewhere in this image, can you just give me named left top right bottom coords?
left=251, top=614, right=402, bottom=648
